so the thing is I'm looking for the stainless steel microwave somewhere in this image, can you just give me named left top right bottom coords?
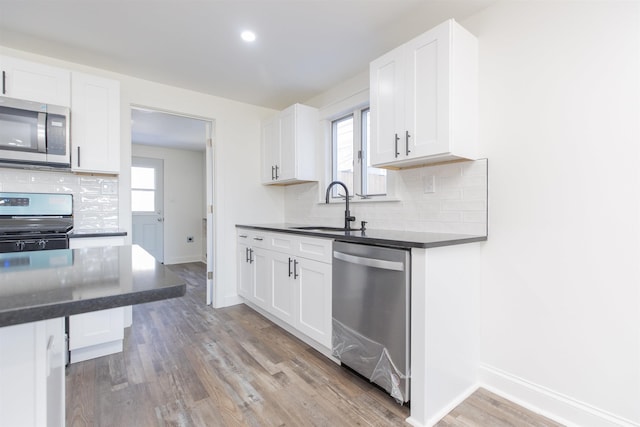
left=0, top=97, right=71, bottom=169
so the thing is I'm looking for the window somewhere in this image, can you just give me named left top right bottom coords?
left=131, top=166, right=156, bottom=212
left=331, top=107, right=386, bottom=199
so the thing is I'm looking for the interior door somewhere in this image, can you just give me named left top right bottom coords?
left=131, top=156, right=164, bottom=262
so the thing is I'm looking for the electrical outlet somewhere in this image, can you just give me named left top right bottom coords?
left=101, top=182, right=117, bottom=195
left=423, top=175, right=436, bottom=193
left=187, top=236, right=194, bottom=243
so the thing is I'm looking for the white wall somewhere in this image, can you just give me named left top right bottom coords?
left=461, top=2, right=640, bottom=425
left=298, top=2, right=640, bottom=425
left=132, top=144, right=205, bottom=265
left=0, top=45, right=285, bottom=309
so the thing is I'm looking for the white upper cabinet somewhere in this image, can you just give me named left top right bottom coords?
left=0, top=56, right=70, bottom=106
left=261, top=103, right=318, bottom=185
left=71, top=72, right=121, bottom=174
left=370, top=19, right=478, bottom=168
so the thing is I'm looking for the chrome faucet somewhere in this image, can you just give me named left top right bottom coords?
left=325, top=181, right=356, bottom=230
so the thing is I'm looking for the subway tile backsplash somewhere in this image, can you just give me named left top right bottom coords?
left=285, top=158, right=488, bottom=236
left=0, top=168, right=119, bottom=230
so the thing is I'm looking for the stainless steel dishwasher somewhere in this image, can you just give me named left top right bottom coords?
left=332, top=241, right=410, bottom=403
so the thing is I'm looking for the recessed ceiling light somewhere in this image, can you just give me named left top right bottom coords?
left=241, top=30, right=256, bottom=43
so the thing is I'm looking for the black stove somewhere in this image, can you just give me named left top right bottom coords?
left=0, top=192, right=73, bottom=253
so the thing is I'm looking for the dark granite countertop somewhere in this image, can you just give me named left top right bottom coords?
left=236, top=223, right=486, bottom=249
left=69, top=229, right=128, bottom=238
left=0, top=245, right=185, bottom=327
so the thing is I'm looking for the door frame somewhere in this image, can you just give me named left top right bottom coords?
left=130, top=104, right=216, bottom=306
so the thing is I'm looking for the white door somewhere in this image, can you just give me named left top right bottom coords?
left=131, top=156, right=164, bottom=262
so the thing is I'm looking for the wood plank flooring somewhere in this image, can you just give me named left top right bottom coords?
left=66, top=262, right=563, bottom=427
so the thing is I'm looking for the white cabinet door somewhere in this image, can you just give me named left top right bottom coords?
left=0, top=318, right=65, bottom=427
left=269, top=251, right=296, bottom=325
left=0, top=56, right=70, bottom=106
left=260, top=116, right=279, bottom=183
left=252, top=247, right=271, bottom=309
left=261, top=103, right=318, bottom=185
left=296, top=258, right=332, bottom=348
left=369, top=19, right=477, bottom=168
left=370, top=47, right=405, bottom=166
left=277, top=104, right=296, bottom=181
left=237, top=236, right=252, bottom=299
left=404, top=21, right=451, bottom=159
left=71, top=71, right=120, bottom=174
left=69, top=307, right=124, bottom=363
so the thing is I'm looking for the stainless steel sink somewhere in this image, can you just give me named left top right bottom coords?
left=290, top=226, right=351, bottom=232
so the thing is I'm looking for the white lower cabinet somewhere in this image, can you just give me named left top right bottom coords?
left=68, top=236, right=127, bottom=363
left=0, top=318, right=65, bottom=427
left=237, top=229, right=332, bottom=350
left=269, top=251, right=296, bottom=325
left=69, top=307, right=124, bottom=363
left=295, top=257, right=332, bottom=347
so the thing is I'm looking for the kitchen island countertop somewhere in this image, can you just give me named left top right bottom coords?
left=236, top=223, right=487, bottom=249
left=0, top=245, right=185, bottom=327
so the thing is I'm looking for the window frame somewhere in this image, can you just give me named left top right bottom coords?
left=329, top=105, right=387, bottom=200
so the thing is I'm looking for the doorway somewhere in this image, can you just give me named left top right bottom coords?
left=130, top=106, right=215, bottom=304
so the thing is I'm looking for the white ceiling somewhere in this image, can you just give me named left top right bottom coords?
left=0, top=0, right=494, bottom=150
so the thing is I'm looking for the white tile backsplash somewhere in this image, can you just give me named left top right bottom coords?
left=284, top=158, right=488, bottom=236
left=0, top=168, right=119, bottom=230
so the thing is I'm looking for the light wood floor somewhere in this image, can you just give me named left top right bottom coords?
left=66, top=262, right=563, bottom=427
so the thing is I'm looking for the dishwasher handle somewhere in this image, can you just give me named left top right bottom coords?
left=333, top=250, right=405, bottom=271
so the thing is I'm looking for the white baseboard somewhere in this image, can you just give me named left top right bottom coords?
left=406, top=383, right=479, bottom=427
left=164, top=255, right=203, bottom=265
left=479, top=363, right=639, bottom=427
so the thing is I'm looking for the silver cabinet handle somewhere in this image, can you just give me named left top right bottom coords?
left=394, top=133, right=400, bottom=158
left=248, top=248, right=254, bottom=264
left=275, top=165, right=279, bottom=180
left=333, top=251, right=404, bottom=271
left=77, top=146, right=81, bottom=168
left=2, top=71, right=5, bottom=94
left=405, top=131, right=411, bottom=155
left=271, top=165, right=275, bottom=180
left=288, top=257, right=292, bottom=277
left=245, top=247, right=250, bottom=263
left=293, top=259, right=299, bottom=279
left=253, top=237, right=263, bottom=241
left=239, top=234, right=248, bottom=238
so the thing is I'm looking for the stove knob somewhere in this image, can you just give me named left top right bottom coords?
left=15, top=241, right=25, bottom=251
left=37, top=239, right=47, bottom=249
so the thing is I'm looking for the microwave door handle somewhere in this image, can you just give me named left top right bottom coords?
left=37, top=112, right=47, bottom=153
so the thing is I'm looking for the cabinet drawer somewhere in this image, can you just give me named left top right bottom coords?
left=295, top=236, right=332, bottom=263
left=268, top=233, right=295, bottom=252
left=237, top=229, right=267, bottom=248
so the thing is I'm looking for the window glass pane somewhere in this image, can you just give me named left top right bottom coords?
left=363, top=109, right=387, bottom=195
left=131, top=166, right=155, bottom=190
left=333, top=115, right=354, bottom=197
left=131, top=190, right=155, bottom=212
